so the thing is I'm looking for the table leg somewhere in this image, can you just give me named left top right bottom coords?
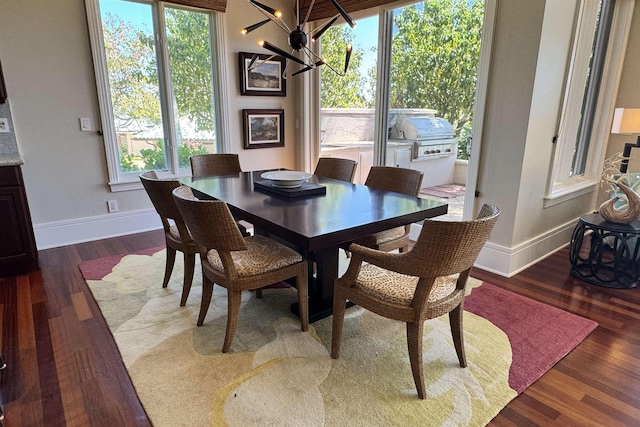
left=291, top=246, right=340, bottom=323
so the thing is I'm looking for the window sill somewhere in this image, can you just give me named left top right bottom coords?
left=544, top=179, right=598, bottom=208
left=108, top=171, right=190, bottom=192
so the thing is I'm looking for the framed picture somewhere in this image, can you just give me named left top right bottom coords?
left=239, top=52, right=286, bottom=96
left=243, top=109, right=284, bottom=149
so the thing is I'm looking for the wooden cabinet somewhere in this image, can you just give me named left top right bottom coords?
left=0, top=165, right=37, bottom=276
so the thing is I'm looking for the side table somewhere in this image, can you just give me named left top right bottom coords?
left=569, top=212, right=640, bottom=288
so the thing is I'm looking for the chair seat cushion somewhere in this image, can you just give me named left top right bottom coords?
left=353, top=264, right=459, bottom=306
left=207, top=235, right=302, bottom=276
left=354, top=226, right=406, bottom=247
left=169, top=224, right=192, bottom=241
left=169, top=224, right=181, bottom=239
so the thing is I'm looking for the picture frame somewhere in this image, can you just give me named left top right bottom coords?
left=239, top=52, right=286, bottom=96
left=243, top=109, right=284, bottom=149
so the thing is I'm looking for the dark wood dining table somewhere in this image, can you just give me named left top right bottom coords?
left=181, top=170, right=448, bottom=322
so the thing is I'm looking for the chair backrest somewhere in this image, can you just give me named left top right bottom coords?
left=314, top=157, right=358, bottom=182
left=365, top=166, right=424, bottom=197
left=139, top=171, right=182, bottom=225
left=408, top=204, right=500, bottom=279
left=190, top=154, right=242, bottom=177
left=172, top=186, right=247, bottom=252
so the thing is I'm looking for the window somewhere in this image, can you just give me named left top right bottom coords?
left=85, top=0, right=228, bottom=191
left=548, top=0, right=633, bottom=204
left=317, top=0, right=486, bottom=203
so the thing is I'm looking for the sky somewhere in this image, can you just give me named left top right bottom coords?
left=347, top=16, right=378, bottom=76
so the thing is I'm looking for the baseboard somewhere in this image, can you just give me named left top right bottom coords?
left=34, top=209, right=162, bottom=250
left=410, top=219, right=576, bottom=277
left=36, top=209, right=576, bottom=276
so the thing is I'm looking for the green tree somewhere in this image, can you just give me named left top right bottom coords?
left=102, top=14, right=161, bottom=128
left=119, top=143, right=141, bottom=173
left=164, top=8, right=216, bottom=132
left=390, top=1, right=483, bottom=139
left=178, top=141, right=208, bottom=167
left=320, top=26, right=371, bottom=108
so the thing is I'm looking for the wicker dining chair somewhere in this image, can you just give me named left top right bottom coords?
left=352, top=166, right=424, bottom=253
left=314, top=157, right=358, bottom=182
left=331, top=204, right=499, bottom=399
left=189, top=153, right=250, bottom=236
left=139, top=171, right=198, bottom=306
left=172, top=185, right=309, bottom=353
left=190, top=153, right=243, bottom=177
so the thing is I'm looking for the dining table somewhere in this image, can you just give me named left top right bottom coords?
left=180, top=170, right=448, bottom=322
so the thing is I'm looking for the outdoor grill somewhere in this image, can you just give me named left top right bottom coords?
left=388, top=116, right=458, bottom=160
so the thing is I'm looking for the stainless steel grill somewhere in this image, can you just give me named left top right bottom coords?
left=388, top=116, right=457, bottom=160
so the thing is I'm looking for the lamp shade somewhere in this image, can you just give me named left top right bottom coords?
left=611, top=108, right=640, bottom=134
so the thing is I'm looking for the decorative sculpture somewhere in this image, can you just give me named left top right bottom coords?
left=599, top=152, right=640, bottom=224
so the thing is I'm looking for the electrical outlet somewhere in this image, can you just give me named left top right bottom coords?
left=80, top=117, right=91, bottom=132
left=107, top=199, right=119, bottom=213
left=0, top=117, right=9, bottom=133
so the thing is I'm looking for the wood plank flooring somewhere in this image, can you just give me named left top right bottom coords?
left=1, top=229, right=639, bottom=426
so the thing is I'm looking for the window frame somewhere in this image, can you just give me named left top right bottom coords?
left=85, top=0, right=230, bottom=192
left=546, top=0, right=634, bottom=207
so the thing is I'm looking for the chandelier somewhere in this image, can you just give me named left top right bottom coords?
left=242, top=0, right=355, bottom=78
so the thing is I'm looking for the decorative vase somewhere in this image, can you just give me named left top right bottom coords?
left=598, top=182, right=640, bottom=224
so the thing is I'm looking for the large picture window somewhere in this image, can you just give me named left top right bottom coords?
left=86, top=0, right=227, bottom=191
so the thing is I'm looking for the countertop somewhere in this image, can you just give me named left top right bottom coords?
left=0, top=153, right=24, bottom=166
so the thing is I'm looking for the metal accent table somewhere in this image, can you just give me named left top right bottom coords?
left=569, top=213, right=640, bottom=288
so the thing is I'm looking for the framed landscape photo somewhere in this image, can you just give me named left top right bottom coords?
left=239, top=52, right=286, bottom=96
left=243, top=109, right=284, bottom=149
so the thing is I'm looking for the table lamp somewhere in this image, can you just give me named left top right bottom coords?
left=611, top=108, right=640, bottom=173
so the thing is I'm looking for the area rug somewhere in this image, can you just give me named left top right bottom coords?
left=420, top=184, right=466, bottom=199
left=79, top=249, right=597, bottom=426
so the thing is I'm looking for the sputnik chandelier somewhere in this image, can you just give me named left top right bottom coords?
left=242, top=0, right=356, bottom=78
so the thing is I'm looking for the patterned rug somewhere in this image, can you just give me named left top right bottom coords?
left=79, top=249, right=596, bottom=426
left=420, top=184, right=466, bottom=199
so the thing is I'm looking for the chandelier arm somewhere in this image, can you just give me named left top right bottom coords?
left=273, top=17, right=292, bottom=34
left=291, top=60, right=325, bottom=77
left=310, top=15, right=339, bottom=42
left=329, top=0, right=356, bottom=28
left=247, top=54, right=277, bottom=71
left=343, top=44, right=352, bottom=74
left=301, top=0, right=316, bottom=28
left=301, top=46, right=321, bottom=64
left=248, top=0, right=291, bottom=33
left=249, top=0, right=280, bottom=17
left=321, top=45, right=351, bottom=76
left=242, top=18, right=272, bottom=35
left=282, top=59, right=292, bottom=79
left=262, top=41, right=308, bottom=66
left=321, top=60, right=344, bottom=76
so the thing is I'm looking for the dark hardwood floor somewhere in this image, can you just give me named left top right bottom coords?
left=1, top=229, right=639, bottom=426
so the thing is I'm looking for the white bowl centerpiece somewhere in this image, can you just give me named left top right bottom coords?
left=260, top=170, right=312, bottom=189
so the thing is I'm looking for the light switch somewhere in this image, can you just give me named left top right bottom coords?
left=0, top=117, right=9, bottom=133
left=80, top=117, right=91, bottom=132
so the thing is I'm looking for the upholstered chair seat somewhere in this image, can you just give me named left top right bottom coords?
left=206, top=235, right=302, bottom=277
